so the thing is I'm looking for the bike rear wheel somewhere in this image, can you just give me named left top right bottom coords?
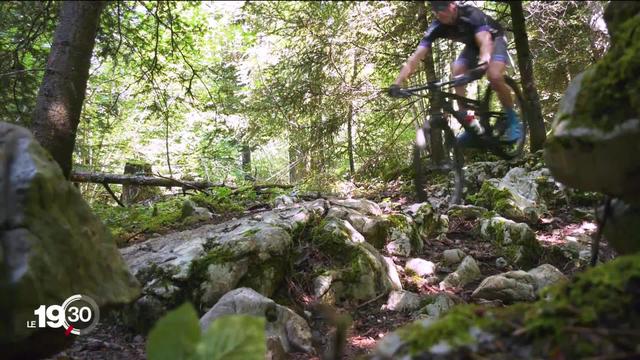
left=479, top=76, right=528, bottom=160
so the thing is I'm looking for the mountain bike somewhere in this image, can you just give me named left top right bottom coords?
left=392, top=65, right=528, bottom=205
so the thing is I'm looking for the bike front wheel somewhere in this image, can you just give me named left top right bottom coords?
left=443, top=126, right=464, bottom=205
left=479, top=75, right=528, bottom=160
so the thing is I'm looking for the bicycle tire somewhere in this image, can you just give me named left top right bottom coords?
left=443, top=126, right=464, bottom=205
left=479, top=76, right=528, bottom=160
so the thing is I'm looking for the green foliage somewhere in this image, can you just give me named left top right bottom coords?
left=147, top=303, right=201, bottom=360
left=2, top=0, right=610, bottom=196
left=190, top=188, right=245, bottom=213
left=196, top=314, right=266, bottom=360
left=397, top=305, right=489, bottom=353
left=0, top=1, right=58, bottom=126
left=147, top=302, right=266, bottom=360
left=391, top=253, right=640, bottom=358
left=92, top=196, right=186, bottom=243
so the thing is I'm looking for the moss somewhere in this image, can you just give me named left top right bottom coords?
left=238, top=257, right=287, bottom=297
left=571, top=14, right=640, bottom=131
left=387, top=214, right=411, bottom=233
left=306, top=218, right=388, bottom=302
left=391, top=254, right=640, bottom=358
left=92, top=197, right=186, bottom=244
left=397, top=305, right=489, bottom=352
left=188, top=244, right=242, bottom=283
left=469, top=181, right=513, bottom=214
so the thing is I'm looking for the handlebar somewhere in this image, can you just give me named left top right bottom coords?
left=394, top=62, right=488, bottom=96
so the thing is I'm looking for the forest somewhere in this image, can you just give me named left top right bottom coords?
left=1, top=1, right=638, bottom=359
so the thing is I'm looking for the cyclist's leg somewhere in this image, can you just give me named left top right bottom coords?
left=454, top=46, right=478, bottom=147
left=487, top=37, right=522, bottom=142
left=453, top=45, right=476, bottom=112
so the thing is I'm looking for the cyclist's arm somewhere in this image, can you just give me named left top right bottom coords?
left=393, top=46, right=430, bottom=86
left=474, top=31, right=493, bottom=67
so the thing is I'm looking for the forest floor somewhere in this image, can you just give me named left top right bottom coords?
left=48, top=189, right=615, bottom=360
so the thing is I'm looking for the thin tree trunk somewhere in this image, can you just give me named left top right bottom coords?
left=31, top=1, right=106, bottom=179
left=417, top=1, right=445, bottom=164
left=510, top=1, right=546, bottom=151
left=288, top=141, right=298, bottom=184
left=347, top=51, right=359, bottom=178
left=241, top=144, right=252, bottom=180
left=347, top=104, right=355, bottom=177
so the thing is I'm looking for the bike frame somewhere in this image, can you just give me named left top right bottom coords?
left=404, top=78, right=481, bottom=135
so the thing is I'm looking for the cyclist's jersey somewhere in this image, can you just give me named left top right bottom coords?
left=418, top=4, right=504, bottom=49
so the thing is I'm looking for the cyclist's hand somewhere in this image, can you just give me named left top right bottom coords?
left=387, top=84, right=409, bottom=98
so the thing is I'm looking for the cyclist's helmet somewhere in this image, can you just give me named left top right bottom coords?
left=429, top=1, right=454, bottom=12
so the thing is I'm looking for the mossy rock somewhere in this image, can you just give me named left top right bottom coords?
left=469, top=181, right=538, bottom=224
left=373, top=253, right=640, bottom=359
left=544, top=4, right=640, bottom=205
left=479, top=216, right=542, bottom=268
left=410, top=203, right=449, bottom=241
left=309, top=218, right=392, bottom=304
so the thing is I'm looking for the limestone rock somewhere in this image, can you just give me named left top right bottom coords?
left=442, top=249, right=466, bottom=267
left=405, top=202, right=448, bottom=240
left=446, top=204, right=489, bottom=221
left=405, top=258, right=437, bottom=277
left=326, top=206, right=389, bottom=249
left=329, top=198, right=382, bottom=216
left=471, top=271, right=536, bottom=303
left=423, top=293, right=462, bottom=318
left=310, top=217, right=392, bottom=304
left=383, top=256, right=403, bottom=291
left=440, top=256, right=482, bottom=289
left=0, top=123, right=140, bottom=359
left=480, top=216, right=542, bottom=268
left=544, top=6, right=640, bottom=205
left=121, top=219, right=293, bottom=330
left=527, top=264, right=568, bottom=293
left=200, top=288, right=314, bottom=355
left=382, top=290, right=424, bottom=312
left=274, top=195, right=296, bottom=208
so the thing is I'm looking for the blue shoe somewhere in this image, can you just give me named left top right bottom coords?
left=502, top=108, right=523, bottom=143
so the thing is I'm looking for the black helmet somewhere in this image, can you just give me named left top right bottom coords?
left=429, top=1, right=454, bottom=12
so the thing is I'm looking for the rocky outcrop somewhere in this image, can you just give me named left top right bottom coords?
left=479, top=216, right=542, bottom=268
left=0, top=123, right=140, bottom=360
left=544, top=2, right=640, bottom=206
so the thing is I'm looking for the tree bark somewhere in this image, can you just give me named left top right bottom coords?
left=347, top=103, right=355, bottom=177
left=510, top=1, right=546, bottom=151
left=241, top=144, right=253, bottom=180
left=31, top=1, right=106, bottom=179
left=70, top=171, right=293, bottom=190
left=417, top=1, right=445, bottom=164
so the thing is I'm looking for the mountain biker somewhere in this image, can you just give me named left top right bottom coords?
left=388, top=0, right=523, bottom=146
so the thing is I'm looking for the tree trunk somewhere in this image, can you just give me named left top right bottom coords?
left=347, top=104, right=355, bottom=177
left=241, top=144, right=253, bottom=180
left=31, top=1, right=105, bottom=179
left=120, top=161, right=157, bottom=205
left=417, top=2, right=445, bottom=164
left=70, top=171, right=293, bottom=190
left=510, top=1, right=546, bottom=151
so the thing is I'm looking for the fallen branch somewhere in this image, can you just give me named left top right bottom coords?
left=70, top=171, right=294, bottom=191
left=101, top=183, right=125, bottom=207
